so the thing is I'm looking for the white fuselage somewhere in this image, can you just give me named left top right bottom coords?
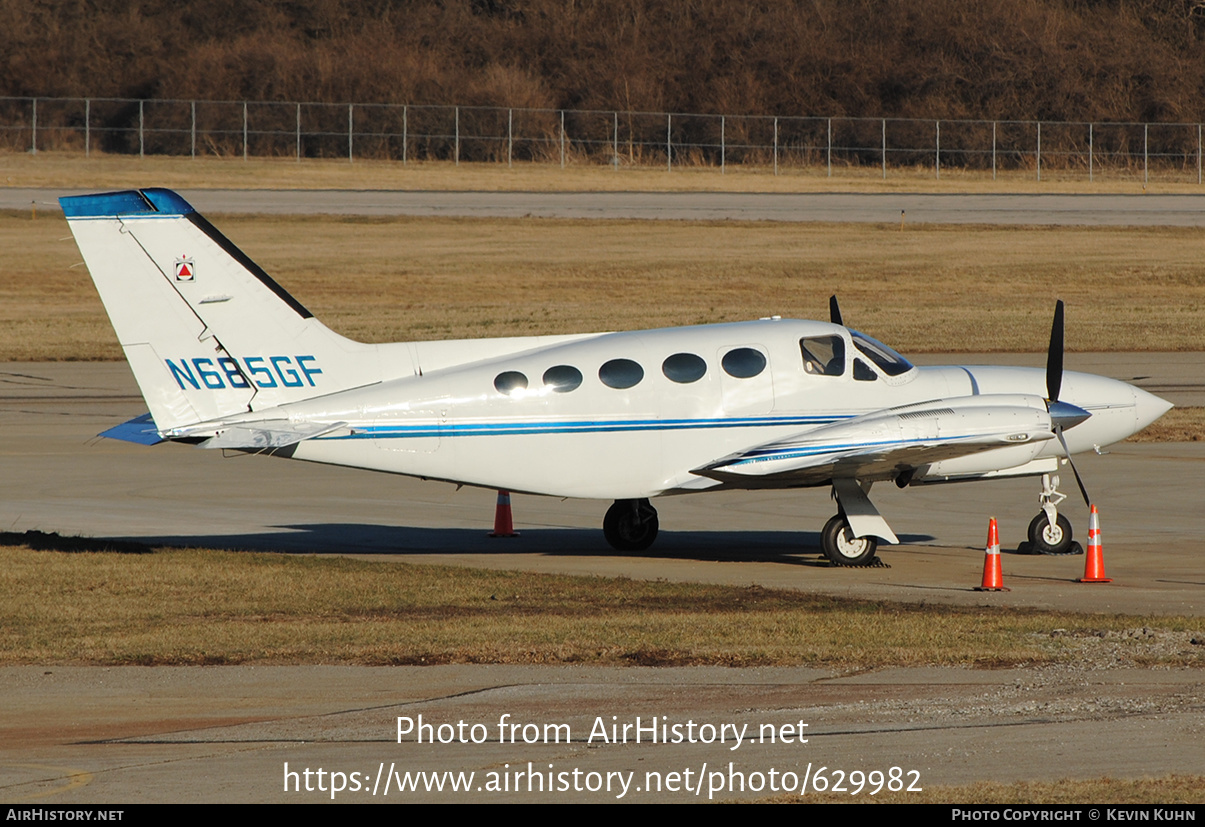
left=229, top=318, right=1166, bottom=499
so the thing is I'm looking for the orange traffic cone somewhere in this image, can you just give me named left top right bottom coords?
left=975, top=517, right=1009, bottom=591
left=1077, top=504, right=1111, bottom=583
left=488, top=490, right=519, bottom=538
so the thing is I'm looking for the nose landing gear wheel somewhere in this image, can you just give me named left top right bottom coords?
left=1027, top=512, right=1075, bottom=555
left=603, top=499, right=659, bottom=551
left=821, top=514, right=878, bottom=566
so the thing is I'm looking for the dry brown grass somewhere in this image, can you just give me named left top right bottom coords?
left=762, top=774, right=1205, bottom=804
left=2, top=541, right=1202, bottom=667
left=1126, top=407, right=1205, bottom=442
left=4, top=152, right=1202, bottom=194
left=4, top=210, right=1205, bottom=361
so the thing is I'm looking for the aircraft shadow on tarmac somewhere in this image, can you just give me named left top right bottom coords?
left=89, top=524, right=936, bottom=566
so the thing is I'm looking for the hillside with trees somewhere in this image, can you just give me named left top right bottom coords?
left=3, top=0, right=1205, bottom=122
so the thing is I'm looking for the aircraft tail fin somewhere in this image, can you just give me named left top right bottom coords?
left=61, top=189, right=381, bottom=434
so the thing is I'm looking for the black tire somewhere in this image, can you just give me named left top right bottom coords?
left=603, top=499, right=659, bottom=552
left=1028, top=512, right=1074, bottom=555
left=821, top=514, right=878, bottom=566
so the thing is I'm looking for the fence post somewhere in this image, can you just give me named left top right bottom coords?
left=296, top=103, right=301, bottom=162
left=773, top=117, right=778, bottom=176
left=720, top=115, right=725, bottom=173
left=667, top=113, right=672, bottom=171
left=31, top=98, right=36, bottom=155
left=881, top=118, right=886, bottom=179
left=1089, top=122, right=1093, bottom=182
left=1143, top=123, right=1148, bottom=185
left=507, top=108, right=512, bottom=167
left=348, top=104, right=354, bottom=162
left=139, top=99, right=144, bottom=158
left=613, top=111, right=618, bottom=170
left=827, top=117, right=832, bottom=177
left=1036, top=122, right=1041, bottom=182
left=988, top=121, right=997, bottom=179
left=402, top=105, right=407, bottom=165
left=242, top=101, right=248, bottom=160
left=935, top=119, right=940, bottom=179
left=84, top=98, right=90, bottom=158
left=190, top=100, right=196, bottom=159
left=560, top=109, right=565, bottom=168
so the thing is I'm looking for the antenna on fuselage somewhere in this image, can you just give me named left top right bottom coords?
left=829, top=295, right=843, bottom=326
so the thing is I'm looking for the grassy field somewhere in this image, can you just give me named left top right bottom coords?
left=5, top=151, right=1203, bottom=194
left=4, top=210, right=1205, bottom=359
left=2, top=540, right=1202, bottom=667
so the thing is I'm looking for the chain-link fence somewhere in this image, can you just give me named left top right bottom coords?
left=3, top=96, right=1202, bottom=183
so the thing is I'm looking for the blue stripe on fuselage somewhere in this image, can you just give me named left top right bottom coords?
left=321, top=414, right=851, bottom=440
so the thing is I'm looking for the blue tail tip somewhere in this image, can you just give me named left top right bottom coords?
left=60, top=188, right=195, bottom=219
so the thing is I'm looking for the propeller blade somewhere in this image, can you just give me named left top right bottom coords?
left=1055, top=426, right=1092, bottom=507
left=829, top=295, right=843, bottom=326
left=1046, top=300, right=1064, bottom=402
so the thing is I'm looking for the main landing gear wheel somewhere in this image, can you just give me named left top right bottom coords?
left=1027, top=512, right=1075, bottom=555
left=821, top=514, right=878, bottom=566
left=603, top=499, right=659, bottom=552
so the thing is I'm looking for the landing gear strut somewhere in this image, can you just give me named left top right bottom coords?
left=820, top=479, right=892, bottom=566
left=603, top=498, right=659, bottom=551
left=1026, top=473, right=1077, bottom=555
left=820, top=513, right=878, bottom=566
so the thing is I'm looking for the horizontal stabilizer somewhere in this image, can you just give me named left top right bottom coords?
left=98, top=413, right=164, bottom=445
left=198, top=421, right=347, bottom=450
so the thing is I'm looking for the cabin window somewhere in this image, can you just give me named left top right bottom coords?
left=662, top=353, right=707, bottom=384
left=800, top=336, right=845, bottom=376
left=721, top=347, right=767, bottom=379
left=599, top=358, right=644, bottom=389
left=543, top=365, right=583, bottom=393
left=494, top=371, right=528, bottom=395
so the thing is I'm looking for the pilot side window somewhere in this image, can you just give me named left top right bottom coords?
left=850, top=331, right=914, bottom=376
left=543, top=365, right=583, bottom=393
left=799, top=336, right=845, bottom=376
left=599, top=358, right=644, bottom=389
left=853, top=358, right=878, bottom=381
left=662, top=353, right=707, bottom=384
left=721, top=347, right=767, bottom=379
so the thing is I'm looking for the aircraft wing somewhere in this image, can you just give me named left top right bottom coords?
left=694, top=395, right=1057, bottom=487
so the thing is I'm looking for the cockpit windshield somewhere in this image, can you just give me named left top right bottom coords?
left=850, top=330, right=914, bottom=377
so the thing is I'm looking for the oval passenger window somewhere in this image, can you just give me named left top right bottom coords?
left=662, top=352, right=707, bottom=384
left=494, top=371, right=528, bottom=395
left=542, top=365, right=583, bottom=393
left=721, top=347, right=767, bottom=379
left=599, top=358, right=644, bottom=389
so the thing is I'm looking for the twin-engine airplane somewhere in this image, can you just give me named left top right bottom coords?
left=60, top=188, right=1172, bottom=565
